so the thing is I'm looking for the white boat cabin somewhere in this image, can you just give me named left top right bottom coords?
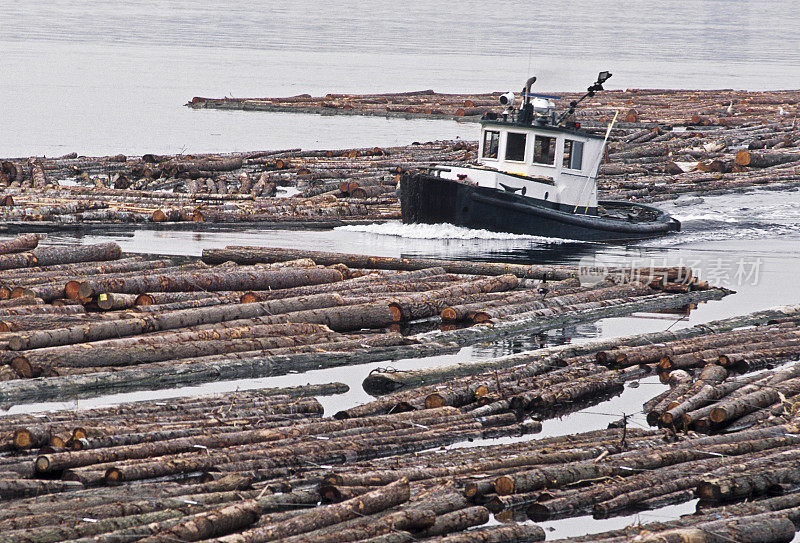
left=437, top=113, right=606, bottom=214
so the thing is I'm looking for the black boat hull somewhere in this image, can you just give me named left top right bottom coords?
left=399, top=172, right=680, bottom=242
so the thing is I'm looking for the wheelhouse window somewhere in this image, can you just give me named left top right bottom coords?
left=482, top=130, right=499, bottom=159
left=533, top=135, right=556, bottom=165
left=563, top=139, right=584, bottom=170
left=504, top=132, right=527, bottom=162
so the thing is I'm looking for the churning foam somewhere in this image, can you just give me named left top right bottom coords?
left=337, top=221, right=563, bottom=242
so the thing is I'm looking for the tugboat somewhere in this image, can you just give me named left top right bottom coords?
left=399, top=72, right=680, bottom=242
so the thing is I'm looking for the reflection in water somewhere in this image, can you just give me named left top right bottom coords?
left=470, top=323, right=603, bottom=360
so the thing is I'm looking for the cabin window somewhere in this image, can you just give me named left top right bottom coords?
left=533, top=135, right=556, bottom=165
left=563, top=140, right=584, bottom=170
left=504, top=132, right=527, bottom=161
left=482, top=130, right=500, bottom=159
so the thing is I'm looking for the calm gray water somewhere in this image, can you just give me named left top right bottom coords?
left=2, top=1, right=800, bottom=156
left=3, top=3, right=800, bottom=538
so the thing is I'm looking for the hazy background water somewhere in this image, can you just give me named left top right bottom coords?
left=2, top=1, right=799, bottom=156
left=2, top=3, right=800, bottom=538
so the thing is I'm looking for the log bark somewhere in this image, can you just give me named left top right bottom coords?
left=0, top=242, right=121, bottom=271
left=7, top=293, right=347, bottom=350
left=136, top=500, right=262, bottom=542
left=77, top=267, right=343, bottom=298
left=202, top=247, right=575, bottom=280
left=0, top=234, right=41, bottom=255
left=209, top=479, right=410, bottom=543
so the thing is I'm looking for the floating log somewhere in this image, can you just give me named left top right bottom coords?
left=76, top=267, right=343, bottom=298
left=0, top=242, right=121, bottom=271
left=8, top=292, right=348, bottom=350
left=202, top=247, right=575, bottom=280
left=0, top=234, right=41, bottom=255
left=210, top=478, right=410, bottom=542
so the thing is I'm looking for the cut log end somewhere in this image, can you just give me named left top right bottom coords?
left=463, top=482, right=480, bottom=498
left=240, top=292, right=262, bottom=304
left=76, top=281, right=95, bottom=300
left=34, top=455, right=51, bottom=473
left=96, top=293, right=113, bottom=310
left=13, top=429, right=34, bottom=449
left=472, top=312, right=491, bottom=324
left=8, top=336, right=26, bottom=351
left=441, top=307, right=457, bottom=321
left=696, top=481, right=722, bottom=502
left=10, top=356, right=33, bottom=378
left=735, top=149, right=752, bottom=166
left=424, top=393, right=446, bottom=409
left=105, top=468, right=123, bottom=484
left=389, top=303, right=404, bottom=323
left=709, top=407, right=727, bottom=424
left=135, top=294, right=156, bottom=306
left=494, top=475, right=515, bottom=496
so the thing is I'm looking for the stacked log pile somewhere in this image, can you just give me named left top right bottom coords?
left=0, top=142, right=477, bottom=229
left=1, top=89, right=798, bottom=231
left=0, top=390, right=555, bottom=542
left=0, top=238, right=795, bottom=540
left=189, top=88, right=800, bottom=202
left=362, top=306, right=800, bottom=433
left=0, top=396, right=798, bottom=541
left=0, top=240, right=720, bottom=403
left=186, top=88, right=799, bottom=129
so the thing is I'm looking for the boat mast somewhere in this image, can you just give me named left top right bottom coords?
left=556, top=71, right=612, bottom=126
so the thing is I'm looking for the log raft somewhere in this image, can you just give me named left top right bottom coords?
left=3, top=88, right=800, bottom=234
left=0, top=239, right=795, bottom=540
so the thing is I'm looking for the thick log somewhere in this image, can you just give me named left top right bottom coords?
left=7, top=293, right=347, bottom=350
left=709, top=376, right=800, bottom=424
left=494, top=463, right=618, bottom=496
left=95, top=292, right=139, bottom=311
left=13, top=323, right=333, bottom=371
left=0, top=234, right=41, bottom=255
left=277, top=508, right=435, bottom=543
left=735, top=149, right=800, bottom=167
left=637, top=515, right=797, bottom=543
left=696, top=465, right=800, bottom=503
left=0, top=477, right=83, bottom=500
left=77, top=267, right=343, bottom=298
left=470, top=283, right=653, bottom=323
left=202, top=247, right=575, bottom=280
left=411, top=524, right=545, bottom=542
left=0, top=242, right=121, bottom=271
left=210, top=479, right=410, bottom=543
left=388, top=275, right=519, bottom=321
left=416, top=506, right=490, bottom=537
left=137, top=500, right=262, bottom=542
